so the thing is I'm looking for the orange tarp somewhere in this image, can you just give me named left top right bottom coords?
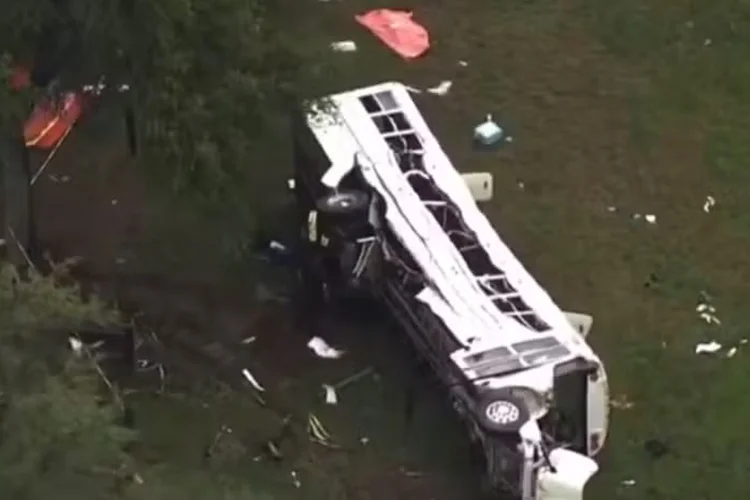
left=355, top=9, right=430, bottom=60
left=24, top=92, right=83, bottom=149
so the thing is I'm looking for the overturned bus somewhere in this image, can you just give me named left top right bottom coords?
left=289, top=82, right=610, bottom=500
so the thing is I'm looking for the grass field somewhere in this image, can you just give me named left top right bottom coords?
left=31, top=0, right=750, bottom=498
left=289, top=0, right=750, bottom=497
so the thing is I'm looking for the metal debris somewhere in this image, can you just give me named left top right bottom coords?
left=308, top=413, right=337, bottom=447
left=695, top=341, right=721, bottom=354
left=241, top=368, right=265, bottom=392
left=331, top=40, right=357, bottom=52
left=703, top=195, right=716, bottom=213
left=426, top=80, right=452, bottom=96
left=307, top=336, right=345, bottom=359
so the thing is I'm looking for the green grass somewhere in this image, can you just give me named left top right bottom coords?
left=117, top=0, right=750, bottom=497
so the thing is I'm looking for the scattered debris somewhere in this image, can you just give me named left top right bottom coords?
left=607, top=206, right=617, bottom=212
left=241, top=368, right=265, bottom=392
left=621, top=479, right=636, bottom=487
left=204, top=425, right=233, bottom=459
left=517, top=181, right=525, bottom=190
left=703, top=195, right=716, bottom=213
left=269, top=240, right=288, bottom=252
left=68, top=336, right=83, bottom=356
left=726, top=347, right=738, bottom=358
left=426, top=80, right=452, bottom=96
left=610, top=394, right=634, bottom=410
left=240, top=336, right=257, bottom=344
left=308, top=413, right=337, bottom=447
left=399, top=466, right=423, bottom=477
left=111, top=199, right=118, bottom=205
left=360, top=436, right=370, bottom=445
left=632, top=213, right=657, bottom=224
left=323, top=384, right=338, bottom=405
left=355, top=9, right=430, bottom=60
left=330, top=40, right=358, bottom=52
left=291, top=470, right=301, bottom=488
left=696, top=301, right=720, bottom=325
left=48, top=174, right=71, bottom=183
left=307, top=336, right=345, bottom=359
left=458, top=60, right=469, bottom=67
left=695, top=341, right=721, bottom=354
left=473, top=114, right=505, bottom=148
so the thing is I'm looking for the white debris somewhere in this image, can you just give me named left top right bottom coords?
left=360, top=436, right=370, bottom=445
left=607, top=206, right=617, bottom=212
left=323, top=384, right=338, bottom=405
left=726, top=347, right=738, bottom=358
left=68, top=336, right=83, bottom=356
left=703, top=195, right=716, bottom=213
left=330, top=40, right=357, bottom=52
left=307, top=336, right=345, bottom=359
left=621, top=479, right=636, bottom=486
left=644, top=214, right=657, bottom=224
left=269, top=240, right=287, bottom=252
left=458, top=60, right=469, bottom=67
left=111, top=199, right=118, bottom=205
left=241, top=368, right=265, bottom=392
left=287, top=178, right=296, bottom=190
left=741, top=339, right=748, bottom=345
left=698, top=312, right=721, bottom=325
left=695, top=341, right=722, bottom=354
left=704, top=38, right=712, bottom=46
left=240, top=336, right=257, bottom=344
left=426, top=80, right=453, bottom=96
left=696, top=303, right=716, bottom=313
left=290, top=471, right=301, bottom=488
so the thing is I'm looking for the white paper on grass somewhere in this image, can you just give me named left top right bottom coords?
left=307, top=337, right=345, bottom=359
left=695, top=341, right=721, bottom=354
left=323, top=384, right=338, bottom=404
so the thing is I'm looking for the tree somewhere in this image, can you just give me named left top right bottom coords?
left=0, top=262, right=275, bottom=498
left=0, top=263, right=133, bottom=499
left=0, top=0, right=325, bottom=264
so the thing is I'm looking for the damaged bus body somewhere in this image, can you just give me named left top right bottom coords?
left=291, top=82, right=610, bottom=500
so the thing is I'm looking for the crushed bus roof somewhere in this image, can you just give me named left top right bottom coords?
left=305, top=81, right=594, bottom=371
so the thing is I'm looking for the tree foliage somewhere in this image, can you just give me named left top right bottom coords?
left=1, top=0, right=321, bottom=204
left=0, top=265, right=274, bottom=499
left=0, top=264, right=131, bottom=499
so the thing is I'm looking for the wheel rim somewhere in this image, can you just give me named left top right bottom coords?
left=485, top=401, right=520, bottom=425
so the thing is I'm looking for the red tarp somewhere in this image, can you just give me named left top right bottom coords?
left=355, top=9, right=430, bottom=60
